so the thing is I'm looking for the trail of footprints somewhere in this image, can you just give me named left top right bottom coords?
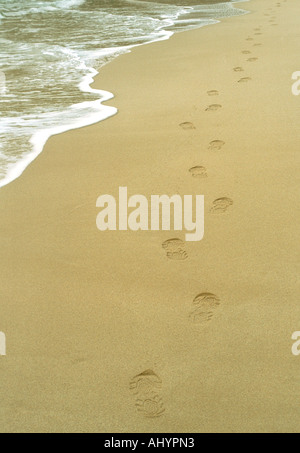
left=131, top=0, right=283, bottom=418
left=171, top=56, right=236, bottom=263
left=169, top=0, right=280, bottom=288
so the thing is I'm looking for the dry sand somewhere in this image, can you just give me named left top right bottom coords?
left=0, top=0, right=299, bottom=433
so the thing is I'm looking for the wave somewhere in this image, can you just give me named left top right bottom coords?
left=55, top=0, right=86, bottom=8
left=0, top=0, right=86, bottom=17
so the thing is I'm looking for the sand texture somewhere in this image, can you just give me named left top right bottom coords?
left=0, top=0, right=299, bottom=433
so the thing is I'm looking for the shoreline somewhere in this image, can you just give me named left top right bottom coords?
left=1, top=0, right=300, bottom=433
left=0, top=0, right=248, bottom=190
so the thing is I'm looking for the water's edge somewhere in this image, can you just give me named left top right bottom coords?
left=0, top=0, right=250, bottom=190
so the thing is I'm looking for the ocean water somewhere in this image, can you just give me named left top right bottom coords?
left=0, top=0, right=248, bottom=187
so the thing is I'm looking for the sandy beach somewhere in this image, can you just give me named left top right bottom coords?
left=0, top=0, right=300, bottom=433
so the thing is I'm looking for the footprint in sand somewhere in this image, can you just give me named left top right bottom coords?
left=130, top=370, right=165, bottom=418
left=180, top=122, right=196, bottom=130
left=205, top=104, right=222, bottom=112
left=189, top=293, right=221, bottom=324
left=253, top=43, right=262, bottom=47
left=233, top=67, right=244, bottom=72
left=210, top=197, right=233, bottom=213
left=246, top=37, right=254, bottom=41
left=207, top=90, right=219, bottom=96
left=247, top=57, right=258, bottom=62
left=238, top=77, right=252, bottom=83
left=254, top=32, right=263, bottom=35
left=162, top=238, right=188, bottom=261
left=242, top=50, right=252, bottom=55
left=180, top=122, right=196, bottom=131
left=189, top=166, right=207, bottom=179
left=208, top=140, right=225, bottom=151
